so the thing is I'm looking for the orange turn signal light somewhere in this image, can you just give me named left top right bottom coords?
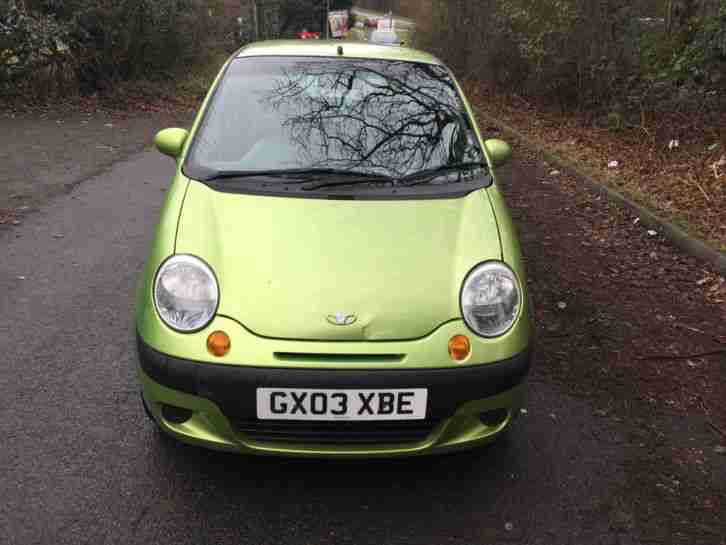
left=207, top=331, right=231, bottom=357
left=448, top=335, right=471, bottom=362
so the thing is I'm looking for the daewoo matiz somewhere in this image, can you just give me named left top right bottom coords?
left=135, top=40, right=533, bottom=457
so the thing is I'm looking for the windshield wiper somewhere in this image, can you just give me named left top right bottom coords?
left=198, top=167, right=390, bottom=184
left=298, top=163, right=486, bottom=190
left=197, top=164, right=485, bottom=191
left=198, top=169, right=311, bottom=182
left=301, top=173, right=394, bottom=191
left=399, top=162, right=487, bottom=187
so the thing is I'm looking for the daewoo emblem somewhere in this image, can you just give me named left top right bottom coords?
left=327, top=312, right=357, bottom=326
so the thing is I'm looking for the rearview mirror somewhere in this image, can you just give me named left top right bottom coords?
left=484, top=139, right=512, bottom=167
left=154, top=128, right=189, bottom=159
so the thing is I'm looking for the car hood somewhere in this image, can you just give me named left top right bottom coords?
left=175, top=181, right=502, bottom=341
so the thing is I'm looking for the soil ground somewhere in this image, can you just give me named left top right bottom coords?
left=498, top=144, right=726, bottom=543
left=468, top=83, right=726, bottom=253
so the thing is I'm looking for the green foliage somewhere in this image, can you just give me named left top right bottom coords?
left=1, top=0, right=233, bottom=95
left=671, top=0, right=726, bottom=81
left=69, top=0, right=220, bottom=83
left=0, top=1, right=74, bottom=88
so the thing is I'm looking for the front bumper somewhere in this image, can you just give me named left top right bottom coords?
left=137, top=336, right=531, bottom=457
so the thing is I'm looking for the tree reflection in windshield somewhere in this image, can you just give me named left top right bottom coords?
left=187, top=57, right=483, bottom=179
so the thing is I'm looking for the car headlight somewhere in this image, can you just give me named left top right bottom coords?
left=153, top=255, right=219, bottom=332
left=460, top=261, right=521, bottom=337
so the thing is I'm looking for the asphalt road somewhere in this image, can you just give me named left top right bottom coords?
left=1, top=151, right=723, bottom=545
left=0, top=107, right=191, bottom=212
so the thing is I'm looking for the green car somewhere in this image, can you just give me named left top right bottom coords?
left=135, top=40, right=533, bottom=457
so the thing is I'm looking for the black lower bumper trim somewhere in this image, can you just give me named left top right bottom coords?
left=231, top=418, right=441, bottom=444
left=136, top=335, right=531, bottom=421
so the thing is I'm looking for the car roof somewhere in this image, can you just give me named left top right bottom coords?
left=236, top=40, right=443, bottom=66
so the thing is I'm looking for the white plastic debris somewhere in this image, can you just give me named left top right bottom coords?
left=668, top=139, right=680, bottom=150
left=647, top=230, right=657, bottom=236
left=557, top=301, right=567, bottom=310
left=504, top=522, right=514, bottom=532
left=549, top=170, right=561, bottom=176
left=608, top=160, right=620, bottom=169
left=715, top=446, right=726, bottom=455
left=633, top=217, right=640, bottom=225
left=713, top=156, right=726, bottom=179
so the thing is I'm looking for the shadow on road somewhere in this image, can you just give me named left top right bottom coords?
left=128, top=381, right=625, bottom=545
left=157, top=425, right=520, bottom=492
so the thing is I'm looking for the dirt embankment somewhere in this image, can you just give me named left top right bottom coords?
left=499, top=139, right=726, bottom=543
left=468, top=84, right=726, bottom=254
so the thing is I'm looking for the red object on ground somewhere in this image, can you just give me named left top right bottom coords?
left=298, top=31, right=321, bottom=40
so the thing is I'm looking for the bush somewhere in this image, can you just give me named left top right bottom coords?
left=69, top=1, right=227, bottom=84
left=671, top=0, right=726, bottom=82
left=373, top=0, right=724, bottom=118
left=0, top=1, right=75, bottom=92
left=1, top=0, right=234, bottom=96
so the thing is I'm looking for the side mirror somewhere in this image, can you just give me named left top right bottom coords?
left=484, top=138, right=512, bottom=167
left=154, top=128, right=189, bottom=159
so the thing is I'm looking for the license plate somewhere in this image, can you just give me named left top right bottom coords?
left=256, top=388, right=428, bottom=421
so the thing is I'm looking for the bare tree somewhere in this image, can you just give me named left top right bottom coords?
left=261, top=59, right=481, bottom=176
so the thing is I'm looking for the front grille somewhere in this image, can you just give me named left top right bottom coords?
left=273, top=352, right=405, bottom=364
left=233, top=419, right=440, bottom=445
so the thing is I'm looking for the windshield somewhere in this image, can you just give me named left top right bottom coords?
left=184, top=56, right=484, bottom=180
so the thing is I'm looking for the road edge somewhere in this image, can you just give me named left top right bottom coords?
left=479, top=111, right=726, bottom=277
